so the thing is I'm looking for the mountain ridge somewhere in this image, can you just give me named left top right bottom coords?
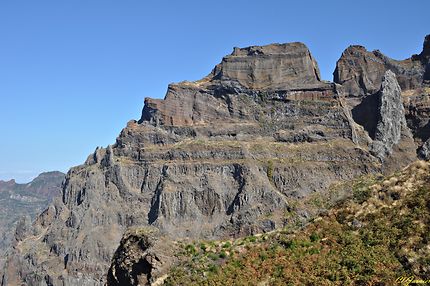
left=2, top=35, right=430, bottom=286
left=0, top=171, right=65, bottom=279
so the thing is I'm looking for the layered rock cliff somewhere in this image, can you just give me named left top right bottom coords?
left=164, top=160, right=430, bottom=285
left=334, top=35, right=430, bottom=97
left=0, top=172, right=64, bottom=280
left=335, top=35, right=430, bottom=160
left=3, top=39, right=427, bottom=286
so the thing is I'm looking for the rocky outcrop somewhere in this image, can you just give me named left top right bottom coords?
left=210, top=42, right=322, bottom=90
left=0, top=171, right=64, bottom=276
left=334, top=35, right=430, bottom=97
left=140, top=43, right=335, bottom=127
left=370, top=71, right=408, bottom=160
left=418, top=138, right=430, bottom=160
left=2, top=41, right=420, bottom=286
left=334, top=35, right=430, bottom=160
left=107, top=227, right=176, bottom=286
left=418, top=34, right=430, bottom=84
left=404, top=88, right=430, bottom=141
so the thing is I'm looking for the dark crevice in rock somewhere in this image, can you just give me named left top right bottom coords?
left=226, top=164, right=246, bottom=216
left=76, top=188, right=85, bottom=206
left=64, top=254, right=69, bottom=270
left=148, top=166, right=168, bottom=225
left=148, top=186, right=162, bottom=225
left=351, top=93, right=379, bottom=139
left=130, top=258, right=152, bottom=286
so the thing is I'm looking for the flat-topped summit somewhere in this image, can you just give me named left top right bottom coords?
left=212, top=42, right=321, bottom=90
left=140, top=42, right=334, bottom=127
left=210, top=42, right=322, bottom=90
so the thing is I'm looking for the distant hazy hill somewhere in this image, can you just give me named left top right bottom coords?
left=0, top=171, right=64, bottom=269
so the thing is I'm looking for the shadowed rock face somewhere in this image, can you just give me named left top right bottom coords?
left=2, top=41, right=419, bottom=286
left=419, top=139, right=430, bottom=160
left=422, top=35, right=430, bottom=83
left=334, top=35, right=430, bottom=97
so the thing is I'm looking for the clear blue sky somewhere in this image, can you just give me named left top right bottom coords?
left=0, top=0, right=428, bottom=182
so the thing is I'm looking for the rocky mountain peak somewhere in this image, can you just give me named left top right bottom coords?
left=139, top=42, right=334, bottom=127
left=0, top=179, right=16, bottom=188
left=334, top=35, right=429, bottom=96
left=420, top=34, right=430, bottom=58
left=210, top=42, right=322, bottom=90
left=3, top=38, right=426, bottom=286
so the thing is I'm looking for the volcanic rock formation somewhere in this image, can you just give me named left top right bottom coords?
left=334, top=36, right=430, bottom=97
left=107, top=227, right=176, bottom=286
left=3, top=38, right=427, bottom=286
left=140, top=42, right=334, bottom=127
left=336, top=35, right=430, bottom=159
left=370, top=70, right=409, bottom=160
left=0, top=172, right=64, bottom=281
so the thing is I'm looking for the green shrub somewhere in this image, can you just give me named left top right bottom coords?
left=208, top=253, right=219, bottom=260
left=310, top=232, right=320, bottom=242
left=185, top=244, right=197, bottom=256
left=207, top=264, right=218, bottom=273
left=259, top=251, right=268, bottom=261
left=281, top=239, right=297, bottom=250
left=219, top=251, right=227, bottom=259
left=199, top=243, right=207, bottom=251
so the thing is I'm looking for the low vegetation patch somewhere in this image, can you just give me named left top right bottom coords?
left=165, top=161, right=430, bottom=285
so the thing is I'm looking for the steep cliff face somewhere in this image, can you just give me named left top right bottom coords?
left=165, top=160, right=430, bottom=285
left=335, top=35, right=430, bottom=159
left=210, top=42, right=322, bottom=90
left=141, top=43, right=334, bottom=127
left=421, top=34, right=430, bottom=83
left=333, top=35, right=430, bottom=97
left=370, top=71, right=409, bottom=160
left=2, top=42, right=418, bottom=286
